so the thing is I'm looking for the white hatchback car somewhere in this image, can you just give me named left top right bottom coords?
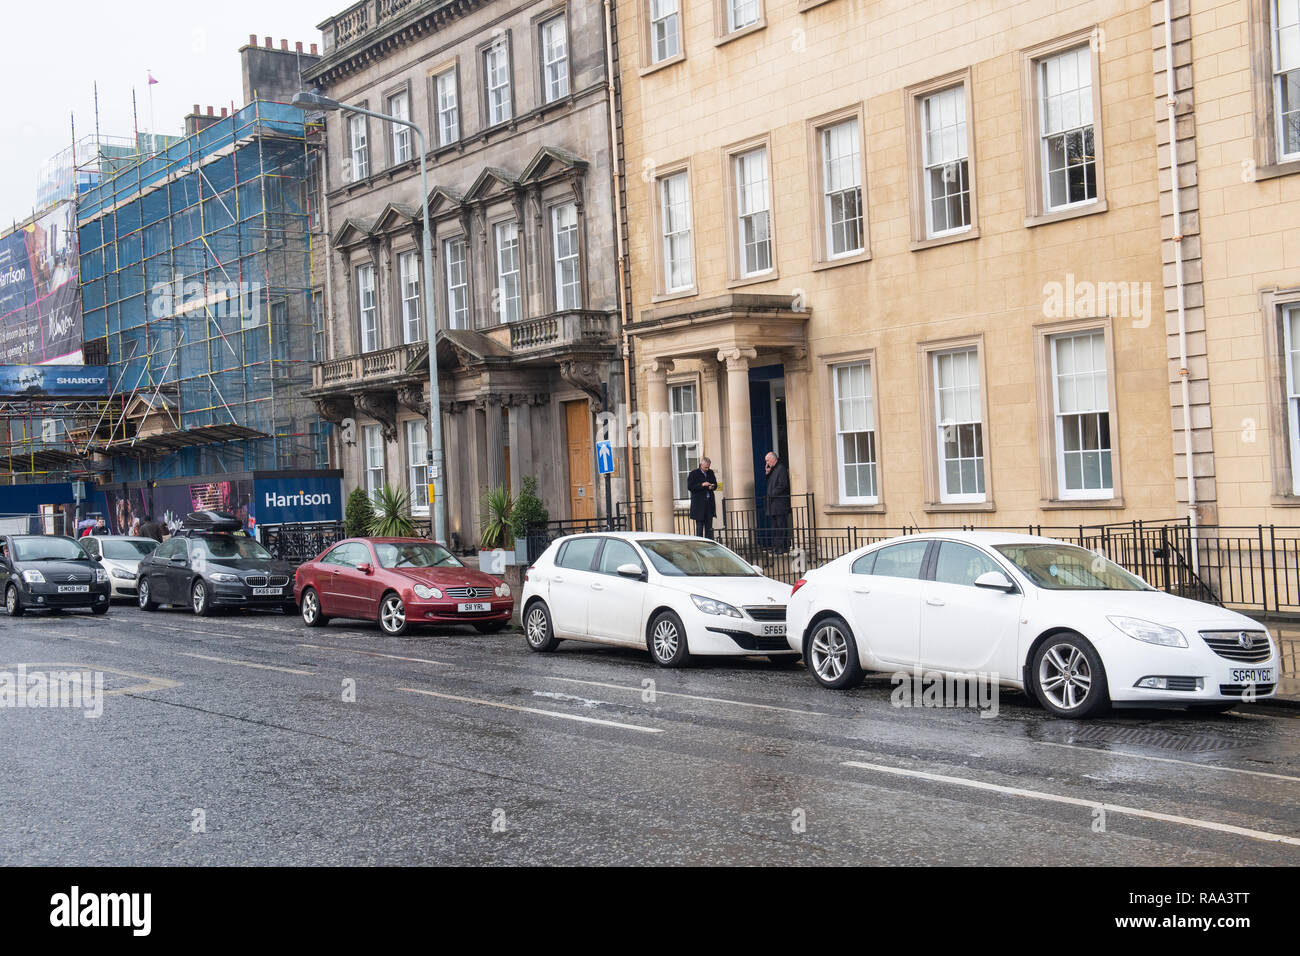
left=786, top=531, right=1279, bottom=717
left=78, top=535, right=160, bottom=599
left=520, top=532, right=798, bottom=667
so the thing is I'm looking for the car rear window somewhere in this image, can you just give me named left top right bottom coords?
left=557, top=537, right=600, bottom=570
left=869, top=541, right=928, bottom=580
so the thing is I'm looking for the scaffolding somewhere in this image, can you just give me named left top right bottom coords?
left=77, top=99, right=325, bottom=482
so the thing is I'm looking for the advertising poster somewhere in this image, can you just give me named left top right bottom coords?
left=103, top=479, right=255, bottom=536
left=0, top=202, right=82, bottom=365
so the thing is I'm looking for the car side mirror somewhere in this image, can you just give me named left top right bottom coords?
left=616, top=563, right=645, bottom=580
left=752, top=564, right=765, bottom=575
left=974, top=571, right=1016, bottom=592
left=357, top=562, right=373, bottom=575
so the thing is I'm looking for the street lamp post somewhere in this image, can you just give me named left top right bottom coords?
left=291, top=90, right=447, bottom=546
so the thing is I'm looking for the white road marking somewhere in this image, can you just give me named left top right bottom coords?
left=298, top=643, right=453, bottom=667
left=841, top=760, right=1300, bottom=847
left=178, top=652, right=314, bottom=676
left=399, top=687, right=664, bottom=734
left=16, top=662, right=180, bottom=696
left=544, top=676, right=830, bottom=716
left=31, top=629, right=119, bottom=645
left=1034, top=740, right=1300, bottom=783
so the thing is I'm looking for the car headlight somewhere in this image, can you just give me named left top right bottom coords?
left=21, top=570, right=45, bottom=584
left=691, top=594, right=742, bottom=618
left=413, top=584, right=443, bottom=600
left=111, top=567, right=135, bottom=580
left=1108, top=615, right=1188, bottom=648
left=95, top=569, right=109, bottom=583
left=210, top=572, right=241, bottom=583
left=494, top=582, right=511, bottom=598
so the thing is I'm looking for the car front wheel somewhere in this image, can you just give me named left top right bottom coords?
left=378, top=593, right=408, bottom=636
left=648, top=610, right=691, bottom=668
left=523, top=602, right=560, bottom=652
left=191, top=579, right=215, bottom=617
left=1030, top=633, right=1110, bottom=719
left=300, top=588, right=328, bottom=627
left=6, top=584, right=23, bottom=617
left=806, top=616, right=864, bottom=689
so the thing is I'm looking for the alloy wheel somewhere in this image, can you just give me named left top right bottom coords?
left=380, top=595, right=406, bottom=633
left=810, top=625, right=848, bottom=682
left=302, top=591, right=319, bottom=624
left=1037, top=642, right=1093, bottom=711
left=525, top=607, right=549, bottom=647
left=5, top=587, right=15, bottom=614
left=651, top=619, right=679, bottom=662
left=192, top=581, right=206, bottom=614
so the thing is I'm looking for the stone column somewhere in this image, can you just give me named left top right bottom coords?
left=642, top=357, right=675, bottom=533
left=484, top=395, right=506, bottom=491
left=783, top=346, right=811, bottom=498
left=508, top=396, right=535, bottom=493
left=719, top=347, right=758, bottom=503
left=700, top=356, right=724, bottom=477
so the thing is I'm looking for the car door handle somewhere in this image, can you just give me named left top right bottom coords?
left=851, top=586, right=870, bottom=594
left=926, top=597, right=945, bottom=606
left=552, top=575, right=564, bottom=583
left=590, top=582, right=604, bottom=591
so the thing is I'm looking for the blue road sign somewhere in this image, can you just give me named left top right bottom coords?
left=596, top=439, right=615, bottom=476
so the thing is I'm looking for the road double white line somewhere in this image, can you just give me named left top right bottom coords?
left=1033, top=739, right=1300, bottom=784
left=177, top=652, right=314, bottom=676
left=543, top=676, right=831, bottom=716
left=400, top=687, right=664, bottom=734
left=298, top=643, right=453, bottom=668
left=842, top=760, right=1300, bottom=847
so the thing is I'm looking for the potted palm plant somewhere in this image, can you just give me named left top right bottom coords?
left=368, top=484, right=418, bottom=538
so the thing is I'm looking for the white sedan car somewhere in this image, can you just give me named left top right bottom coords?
left=786, top=531, right=1279, bottom=717
left=520, top=532, right=797, bottom=667
left=78, top=534, right=160, bottom=599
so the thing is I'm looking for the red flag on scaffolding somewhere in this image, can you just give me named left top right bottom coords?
left=147, top=72, right=158, bottom=85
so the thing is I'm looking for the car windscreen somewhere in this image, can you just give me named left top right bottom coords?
left=101, top=539, right=158, bottom=560
left=193, top=536, right=273, bottom=561
left=373, top=542, right=463, bottom=569
left=13, top=537, right=88, bottom=561
left=993, top=543, right=1150, bottom=591
left=638, top=539, right=758, bottom=577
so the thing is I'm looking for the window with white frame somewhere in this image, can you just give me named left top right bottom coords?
left=357, top=263, right=378, bottom=352
left=387, top=90, right=411, bottom=164
left=435, top=70, right=459, bottom=147
left=734, top=147, right=772, bottom=277
left=399, top=251, right=421, bottom=344
left=444, top=236, right=468, bottom=330
left=649, top=0, right=680, bottom=63
left=1038, top=45, right=1096, bottom=210
left=833, top=361, right=878, bottom=502
left=484, top=40, right=512, bottom=126
left=727, top=0, right=759, bottom=32
left=1050, top=329, right=1112, bottom=498
left=494, top=220, right=521, bottom=324
left=348, top=114, right=368, bottom=181
left=541, top=17, right=569, bottom=103
left=311, top=288, right=325, bottom=362
left=552, top=202, right=580, bottom=310
left=659, top=171, right=693, bottom=292
left=1282, top=305, right=1300, bottom=493
left=821, top=119, right=864, bottom=258
left=922, top=85, right=971, bottom=236
left=364, top=425, right=386, bottom=501
left=670, top=383, right=701, bottom=501
left=933, top=348, right=985, bottom=502
left=1275, top=0, right=1300, bottom=160
left=405, top=419, right=429, bottom=513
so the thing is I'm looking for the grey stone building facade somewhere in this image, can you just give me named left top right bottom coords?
left=304, top=0, right=626, bottom=548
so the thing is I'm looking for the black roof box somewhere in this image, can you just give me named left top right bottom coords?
left=182, top=510, right=242, bottom=532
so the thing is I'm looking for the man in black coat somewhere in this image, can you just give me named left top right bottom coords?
left=764, top=451, right=791, bottom=552
left=686, top=457, right=718, bottom=539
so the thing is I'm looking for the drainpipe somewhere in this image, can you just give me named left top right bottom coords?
left=604, top=0, right=635, bottom=514
left=1163, top=2, right=1199, bottom=573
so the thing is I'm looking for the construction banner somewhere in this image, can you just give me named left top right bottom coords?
left=0, top=201, right=82, bottom=365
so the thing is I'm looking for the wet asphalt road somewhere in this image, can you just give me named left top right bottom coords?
left=2, top=600, right=1298, bottom=866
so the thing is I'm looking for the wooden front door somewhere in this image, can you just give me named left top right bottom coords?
left=565, top=399, right=596, bottom=521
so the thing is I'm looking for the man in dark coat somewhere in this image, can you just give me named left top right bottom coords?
left=686, top=457, right=718, bottom=539
left=137, top=515, right=164, bottom=543
left=764, top=451, right=791, bottom=553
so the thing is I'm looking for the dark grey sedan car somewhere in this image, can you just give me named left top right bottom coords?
left=1, top=534, right=111, bottom=616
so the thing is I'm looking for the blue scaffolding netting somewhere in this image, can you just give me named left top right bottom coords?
left=78, top=100, right=328, bottom=480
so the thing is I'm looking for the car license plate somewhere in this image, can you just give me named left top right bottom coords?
left=57, top=584, right=89, bottom=594
left=252, top=587, right=282, bottom=596
left=1231, top=667, right=1274, bottom=684
left=762, top=624, right=786, bottom=636
left=458, top=602, right=490, bottom=613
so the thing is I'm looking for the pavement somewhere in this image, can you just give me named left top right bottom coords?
left=1, top=600, right=1298, bottom=865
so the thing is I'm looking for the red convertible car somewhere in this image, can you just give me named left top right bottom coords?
left=294, top=537, right=513, bottom=636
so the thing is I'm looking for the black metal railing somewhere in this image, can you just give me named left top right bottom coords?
left=260, top=522, right=347, bottom=566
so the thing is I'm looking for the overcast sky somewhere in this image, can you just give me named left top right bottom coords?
left=0, top=0, right=328, bottom=229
